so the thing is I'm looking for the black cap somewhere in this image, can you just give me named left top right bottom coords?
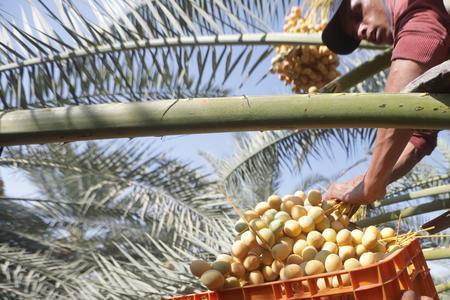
left=321, top=0, right=360, bottom=55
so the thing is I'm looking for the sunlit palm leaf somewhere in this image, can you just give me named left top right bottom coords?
left=0, top=196, right=162, bottom=258
left=0, top=0, right=272, bottom=108
left=0, top=0, right=387, bottom=109
left=386, top=144, right=450, bottom=198
left=365, top=153, right=449, bottom=225
left=319, top=48, right=390, bottom=94
left=339, top=49, right=389, bottom=92
left=295, top=155, right=369, bottom=192
left=0, top=243, right=100, bottom=299
left=91, top=233, right=229, bottom=298
left=1, top=142, right=232, bottom=249
left=0, top=195, right=234, bottom=298
left=202, top=128, right=375, bottom=204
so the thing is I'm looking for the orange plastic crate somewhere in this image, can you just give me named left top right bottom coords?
left=169, top=239, right=438, bottom=300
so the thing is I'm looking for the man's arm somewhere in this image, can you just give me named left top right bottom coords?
left=362, top=59, right=429, bottom=199
left=327, top=59, right=429, bottom=204
left=384, top=59, right=429, bottom=92
left=389, top=142, right=425, bottom=182
left=390, top=130, right=438, bottom=182
left=363, top=128, right=412, bottom=199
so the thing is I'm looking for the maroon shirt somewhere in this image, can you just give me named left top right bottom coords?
left=386, top=0, right=450, bottom=155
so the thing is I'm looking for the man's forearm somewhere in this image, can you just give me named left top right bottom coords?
left=389, top=142, right=425, bottom=183
left=364, top=58, right=428, bottom=198
left=364, top=128, right=413, bottom=197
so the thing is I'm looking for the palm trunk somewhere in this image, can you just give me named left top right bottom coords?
left=0, top=93, right=448, bottom=146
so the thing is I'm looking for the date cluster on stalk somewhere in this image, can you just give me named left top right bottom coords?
left=270, top=6, right=340, bottom=93
left=190, top=189, right=402, bottom=291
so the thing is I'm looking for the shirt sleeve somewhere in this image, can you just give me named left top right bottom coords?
left=392, top=6, right=449, bottom=67
left=409, top=130, right=439, bottom=156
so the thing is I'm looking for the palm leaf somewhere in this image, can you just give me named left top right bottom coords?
left=295, top=155, right=369, bottom=192
left=0, top=0, right=388, bottom=109
left=322, top=49, right=390, bottom=93
left=1, top=142, right=232, bottom=249
left=0, top=243, right=100, bottom=299
left=0, top=193, right=233, bottom=299
left=202, top=128, right=375, bottom=204
left=386, top=161, right=448, bottom=198
left=91, top=231, right=234, bottom=298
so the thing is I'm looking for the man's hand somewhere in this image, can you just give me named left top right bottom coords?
left=325, top=59, right=433, bottom=207
left=326, top=174, right=386, bottom=205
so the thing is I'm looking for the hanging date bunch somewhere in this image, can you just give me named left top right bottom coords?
left=271, top=3, right=340, bottom=93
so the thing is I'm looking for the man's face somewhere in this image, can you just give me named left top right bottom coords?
left=338, top=0, right=393, bottom=45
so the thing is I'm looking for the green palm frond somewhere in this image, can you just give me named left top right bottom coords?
left=0, top=243, right=100, bottom=299
left=0, top=140, right=239, bottom=297
left=386, top=173, right=450, bottom=198
left=0, top=0, right=387, bottom=109
left=1, top=142, right=231, bottom=249
left=0, top=198, right=234, bottom=299
left=0, top=0, right=271, bottom=108
left=92, top=234, right=218, bottom=298
left=202, top=128, right=375, bottom=202
left=0, top=197, right=66, bottom=255
left=0, top=196, right=148, bottom=257
left=295, top=155, right=368, bottom=192
left=322, top=49, right=390, bottom=93
left=386, top=160, right=448, bottom=198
